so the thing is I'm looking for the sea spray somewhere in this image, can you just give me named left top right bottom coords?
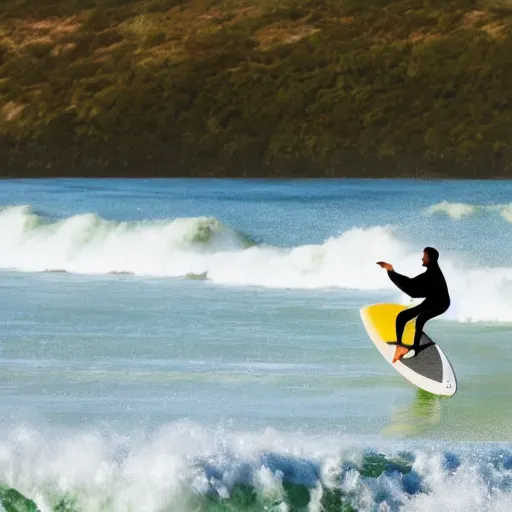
left=0, top=423, right=511, bottom=512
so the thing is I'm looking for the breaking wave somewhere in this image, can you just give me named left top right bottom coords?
left=0, top=422, right=512, bottom=512
left=1, top=206, right=512, bottom=322
left=426, top=201, right=512, bottom=222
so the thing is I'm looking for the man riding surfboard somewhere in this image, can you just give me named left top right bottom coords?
left=377, top=247, right=450, bottom=363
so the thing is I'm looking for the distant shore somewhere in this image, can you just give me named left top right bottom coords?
left=2, top=0, right=512, bottom=178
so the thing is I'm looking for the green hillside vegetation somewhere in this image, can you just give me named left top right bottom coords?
left=1, top=0, right=512, bottom=177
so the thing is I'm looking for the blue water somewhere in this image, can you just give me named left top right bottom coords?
left=0, top=179, right=512, bottom=511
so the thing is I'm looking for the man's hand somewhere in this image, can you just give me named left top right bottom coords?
left=377, top=261, right=394, bottom=272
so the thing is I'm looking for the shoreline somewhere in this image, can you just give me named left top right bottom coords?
left=2, top=172, right=511, bottom=180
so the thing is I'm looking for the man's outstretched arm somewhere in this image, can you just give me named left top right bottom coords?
left=377, top=262, right=427, bottom=298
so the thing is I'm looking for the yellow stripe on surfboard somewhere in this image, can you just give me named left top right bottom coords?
left=364, top=304, right=417, bottom=347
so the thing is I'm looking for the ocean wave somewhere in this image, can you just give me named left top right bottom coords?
left=426, top=201, right=512, bottom=222
left=0, top=205, right=253, bottom=276
left=1, top=206, right=512, bottom=322
left=0, top=205, right=409, bottom=288
left=0, top=423, right=511, bottom=512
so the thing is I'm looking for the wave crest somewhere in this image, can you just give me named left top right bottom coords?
left=0, top=206, right=251, bottom=276
left=1, top=206, right=512, bottom=322
left=426, top=201, right=512, bottom=223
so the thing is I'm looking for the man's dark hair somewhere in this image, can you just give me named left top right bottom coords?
left=424, top=246, right=439, bottom=263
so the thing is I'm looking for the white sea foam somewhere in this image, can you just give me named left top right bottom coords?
left=0, top=422, right=511, bottom=512
left=1, top=206, right=512, bottom=322
left=426, top=201, right=512, bottom=223
left=425, top=201, right=478, bottom=220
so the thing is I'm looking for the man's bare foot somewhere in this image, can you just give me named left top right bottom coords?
left=392, top=345, right=410, bottom=363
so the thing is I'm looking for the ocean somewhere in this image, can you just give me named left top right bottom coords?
left=0, top=178, right=511, bottom=511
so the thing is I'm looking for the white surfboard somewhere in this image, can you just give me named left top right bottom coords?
left=360, top=303, right=457, bottom=396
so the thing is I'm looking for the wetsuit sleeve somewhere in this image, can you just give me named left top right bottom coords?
left=387, top=270, right=427, bottom=298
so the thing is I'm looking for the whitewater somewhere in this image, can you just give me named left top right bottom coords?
left=1, top=201, right=512, bottom=322
left=1, top=179, right=512, bottom=512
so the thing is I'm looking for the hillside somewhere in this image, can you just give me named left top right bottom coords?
left=1, top=0, right=512, bottom=177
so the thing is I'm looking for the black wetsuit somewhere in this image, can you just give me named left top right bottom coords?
left=387, top=249, right=450, bottom=352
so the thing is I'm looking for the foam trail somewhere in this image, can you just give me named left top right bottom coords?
left=0, top=423, right=512, bottom=512
left=1, top=206, right=512, bottom=322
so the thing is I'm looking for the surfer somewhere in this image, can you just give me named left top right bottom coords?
left=376, top=247, right=450, bottom=363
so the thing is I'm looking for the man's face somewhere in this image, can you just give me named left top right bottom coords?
left=422, top=251, right=430, bottom=266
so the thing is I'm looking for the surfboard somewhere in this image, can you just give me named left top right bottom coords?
left=360, top=303, right=457, bottom=396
